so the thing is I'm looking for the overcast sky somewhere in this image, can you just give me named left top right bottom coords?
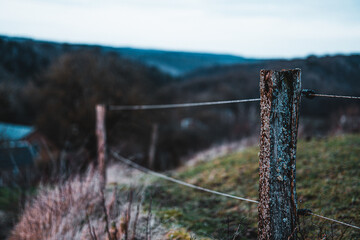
left=1, top=0, right=360, bottom=58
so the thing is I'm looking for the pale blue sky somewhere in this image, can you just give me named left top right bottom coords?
left=0, top=0, right=360, bottom=58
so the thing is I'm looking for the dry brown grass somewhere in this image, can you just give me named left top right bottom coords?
left=9, top=169, right=102, bottom=240
left=8, top=168, right=166, bottom=240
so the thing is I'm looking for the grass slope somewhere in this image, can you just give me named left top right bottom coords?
left=149, top=134, right=360, bottom=239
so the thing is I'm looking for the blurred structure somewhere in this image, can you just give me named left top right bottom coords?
left=0, top=122, right=57, bottom=186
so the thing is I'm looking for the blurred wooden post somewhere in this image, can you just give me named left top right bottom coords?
left=148, top=123, right=158, bottom=169
left=258, top=69, right=301, bottom=240
left=96, top=104, right=107, bottom=187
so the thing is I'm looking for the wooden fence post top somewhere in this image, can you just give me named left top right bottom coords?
left=260, top=69, right=301, bottom=73
left=260, top=69, right=301, bottom=88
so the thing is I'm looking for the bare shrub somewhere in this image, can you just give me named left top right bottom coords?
left=8, top=167, right=168, bottom=240
left=9, top=170, right=102, bottom=240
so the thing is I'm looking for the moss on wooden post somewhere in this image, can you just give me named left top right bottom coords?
left=258, top=69, right=301, bottom=240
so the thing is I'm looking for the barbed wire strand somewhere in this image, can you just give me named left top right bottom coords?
left=309, top=213, right=360, bottom=230
left=108, top=98, right=261, bottom=111
left=308, top=93, right=360, bottom=100
left=110, top=150, right=259, bottom=204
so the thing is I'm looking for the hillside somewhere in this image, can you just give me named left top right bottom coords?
left=7, top=134, right=360, bottom=239
left=113, top=48, right=257, bottom=76
left=146, top=134, right=360, bottom=239
left=183, top=54, right=360, bottom=97
left=179, top=54, right=360, bottom=113
left=161, top=54, right=360, bottom=139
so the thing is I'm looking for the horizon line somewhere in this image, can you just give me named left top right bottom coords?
left=1, top=33, right=359, bottom=60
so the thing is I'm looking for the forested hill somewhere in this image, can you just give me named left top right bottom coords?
left=184, top=54, right=360, bottom=95
left=177, top=54, right=360, bottom=117
left=0, top=35, right=256, bottom=78
left=111, top=48, right=257, bottom=76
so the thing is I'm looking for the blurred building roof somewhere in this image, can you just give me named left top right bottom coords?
left=0, top=122, right=35, bottom=141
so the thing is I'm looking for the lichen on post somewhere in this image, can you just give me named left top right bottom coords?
left=258, top=69, right=301, bottom=240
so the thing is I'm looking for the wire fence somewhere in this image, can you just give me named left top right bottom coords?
left=105, top=89, right=360, bottom=233
left=110, top=150, right=360, bottom=231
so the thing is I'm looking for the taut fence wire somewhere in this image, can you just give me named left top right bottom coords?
left=110, top=150, right=259, bottom=204
left=301, top=89, right=360, bottom=100
left=107, top=90, right=360, bottom=112
left=309, top=213, right=360, bottom=230
left=108, top=98, right=261, bottom=111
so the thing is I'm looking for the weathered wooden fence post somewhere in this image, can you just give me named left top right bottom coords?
left=96, top=104, right=107, bottom=187
left=258, top=69, right=301, bottom=240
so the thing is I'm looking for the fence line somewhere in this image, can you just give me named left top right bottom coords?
left=108, top=98, right=261, bottom=111
left=110, top=150, right=259, bottom=204
left=99, top=83, right=360, bottom=237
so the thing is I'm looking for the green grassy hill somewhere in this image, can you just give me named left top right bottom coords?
left=148, top=134, right=360, bottom=239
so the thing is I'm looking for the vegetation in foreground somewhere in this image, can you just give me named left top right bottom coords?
left=148, top=134, right=360, bottom=239
left=6, top=134, right=360, bottom=239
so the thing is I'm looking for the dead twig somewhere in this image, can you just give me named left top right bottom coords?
left=125, top=190, right=133, bottom=240
left=86, top=214, right=98, bottom=240
left=131, top=203, right=141, bottom=240
left=101, top=189, right=112, bottom=240
left=146, top=196, right=152, bottom=240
